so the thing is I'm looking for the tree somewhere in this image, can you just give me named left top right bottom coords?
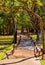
left=18, top=0, right=44, bottom=59
left=0, top=0, right=45, bottom=58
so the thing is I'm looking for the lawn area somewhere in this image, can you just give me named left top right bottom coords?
left=40, top=60, right=45, bottom=65
left=0, top=43, right=13, bottom=60
left=0, top=36, right=13, bottom=42
left=0, top=36, right=13, bottom=60
left=30, top=34, right=37, bottom=39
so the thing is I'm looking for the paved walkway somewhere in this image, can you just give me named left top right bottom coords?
left=0, top=34, right=41, bottom=65
left=17, top=35, right=34, bottom=50
left=0, top=57, right=41, bottom=65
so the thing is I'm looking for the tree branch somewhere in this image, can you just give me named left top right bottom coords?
left=31, top=0, right=36, bottom=11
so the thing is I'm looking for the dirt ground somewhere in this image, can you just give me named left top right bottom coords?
left=0, top=48, right=41, bottom=65
left=8, top=48, right=34, bottom=59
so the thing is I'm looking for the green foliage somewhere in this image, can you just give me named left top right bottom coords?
left=0, top=0, right=45, bottom=35
left=36, top=0, right=43, bottom=6
left=27, top=0, right=32, bottom=9
left=16, top=10, right=31, bottom=28
left=40, top=60, right=45, bottom=65
left=0, top=17, right=3, bottom=25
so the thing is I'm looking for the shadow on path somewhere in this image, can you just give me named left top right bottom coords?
left=0, top=56, right=35, bottom=65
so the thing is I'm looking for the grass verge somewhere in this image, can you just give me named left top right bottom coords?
left=0, top=44, right=13, bottom=60
left=40, top=60, right=45, bottom=65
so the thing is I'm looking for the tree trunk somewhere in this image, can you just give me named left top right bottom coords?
left=21, top=26, right=24, bottom=34
left=2, top=25, right=4, bottom=35
left=12, top=18, right=17, bottom=44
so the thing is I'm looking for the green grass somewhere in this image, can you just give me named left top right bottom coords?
left=0, top=36, right=13, bottom=42
left=40, top=60, right=45, bottom=65
left=0, top=44, right=13, bottom=60
left=0, top=52, right=5, bottom=60
left=0, top=36, right=14, bottom=60
left=30, top=34, right=37, bottom=39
